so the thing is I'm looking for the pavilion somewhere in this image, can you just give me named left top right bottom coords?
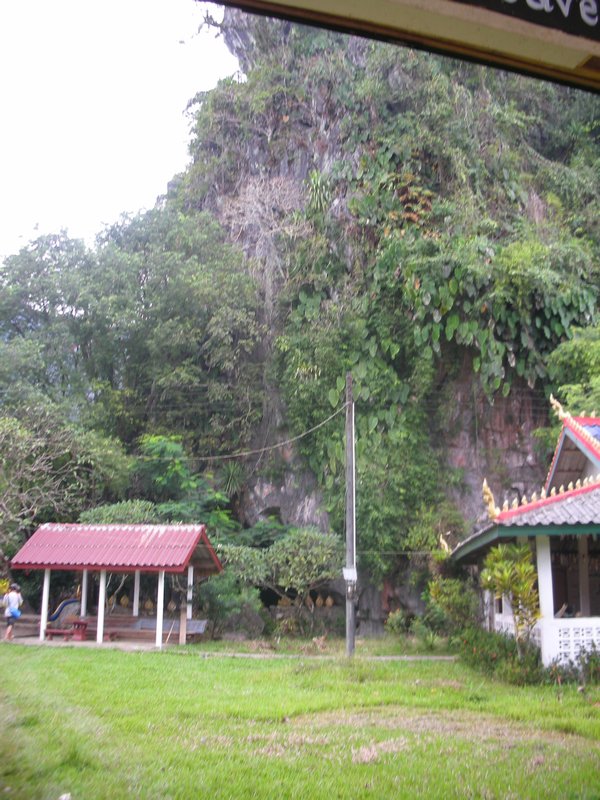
left=452, top=398, right=600, bottom=666
left=10, top=523, right=223, bottom=647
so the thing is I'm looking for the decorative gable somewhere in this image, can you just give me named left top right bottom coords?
left=545, top=396, right=600, bottom=492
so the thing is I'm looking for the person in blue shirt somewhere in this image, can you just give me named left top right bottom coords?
left=3, top=583, right=23, bottom=641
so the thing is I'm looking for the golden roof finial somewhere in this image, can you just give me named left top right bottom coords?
left=550, top=394, right=569, bottom=421
left=482, top=479, right=499, bottom=520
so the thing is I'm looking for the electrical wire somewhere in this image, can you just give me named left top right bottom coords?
left=186, top=402, right=349, bottom=462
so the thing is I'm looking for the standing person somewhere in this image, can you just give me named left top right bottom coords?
left=3, top=583, right=23, bottom=641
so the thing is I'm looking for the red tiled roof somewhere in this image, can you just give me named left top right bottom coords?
left=11, top=523, right=223, bottom=574
left=453, top=482, right=600, bottom=563
left=496, top=483, right=600, bottom=527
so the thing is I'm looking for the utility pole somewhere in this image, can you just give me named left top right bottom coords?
left=344, top=372, right=357, bottom=657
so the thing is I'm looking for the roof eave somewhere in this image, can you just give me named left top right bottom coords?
left=10, top=561, right=193, bottom=574
left=452, top=521, right=600, bottom=563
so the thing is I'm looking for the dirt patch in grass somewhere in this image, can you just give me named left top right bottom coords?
left=174, top=706, right=600, bottom=769
left=352, top=737, right=409, bottom=763
left=301, top=706, right=600, bottom=746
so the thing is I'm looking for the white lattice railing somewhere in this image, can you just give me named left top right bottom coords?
left=493, top=612, right=598, bottom=664
left=555, top=618, right=600, bottom=664
left=493, top=613, right=515, bottom=637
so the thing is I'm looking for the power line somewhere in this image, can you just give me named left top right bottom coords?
left=184, top=402, right=349, bottom=463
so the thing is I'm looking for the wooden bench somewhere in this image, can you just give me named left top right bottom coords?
left=104, top=617, right=208, bottom=642
left=45, top=617, right=88, bottom=641
left=78, top=616, right=208, bottom=643
left=139, top=617, right=208, bottom=642
left=99, top=616, right=143, bottom=641
left=45, top=627, right=74, bottom=641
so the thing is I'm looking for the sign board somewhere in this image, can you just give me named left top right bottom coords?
left=219, top=0, right=600, bottom=91
left=458, top=0, right=600, bottom=42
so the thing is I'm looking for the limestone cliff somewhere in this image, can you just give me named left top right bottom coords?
left=185, top=7, right=591, bottom=555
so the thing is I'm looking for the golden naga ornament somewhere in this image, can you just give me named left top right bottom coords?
left=482, top=479, right=499, bottom=520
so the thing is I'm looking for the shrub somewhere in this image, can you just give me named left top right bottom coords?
left=410, top=617, right=439, bottom=651
left=199, top=572, right=263, bottom=637
left=580, top=644, right=600, bottom=685
left=550, top=645, right=600, bottom=686
left=480, top=543, right=539, bottom=659
left=385, top=608, right=413, bottom=635
left=425, top=576, right=480, bottom=635
left=458, top=626, right=543, bottom=684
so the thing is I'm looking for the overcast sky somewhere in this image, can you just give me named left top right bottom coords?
left=0, top=0, right=238, bottom=260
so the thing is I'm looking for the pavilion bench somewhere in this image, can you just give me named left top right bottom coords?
left=44, top=627, right=74, bottom=641
left=138, top=617, right=208, bottom=641
left=45, top=617, right=88, bottom=641
left=102, top=617, right=208, bottom=642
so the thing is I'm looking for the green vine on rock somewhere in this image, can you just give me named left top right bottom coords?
left=376, top=230, right=597, bottom=397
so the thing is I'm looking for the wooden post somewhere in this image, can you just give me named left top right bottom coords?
left=40, top=568, right=51, bottom=642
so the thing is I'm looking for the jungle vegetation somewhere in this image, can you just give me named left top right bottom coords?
left=2, top=9, right=600, bottom=591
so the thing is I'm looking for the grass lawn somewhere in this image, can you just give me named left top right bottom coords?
left=1, top=640, right=599, bottom=799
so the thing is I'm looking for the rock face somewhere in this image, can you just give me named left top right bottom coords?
left=441, top=357, right=548, bottom=527
left=241, top=471, right=329, bottom=530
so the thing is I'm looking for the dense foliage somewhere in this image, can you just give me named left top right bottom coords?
left=2, top=10, right=600, bottom=592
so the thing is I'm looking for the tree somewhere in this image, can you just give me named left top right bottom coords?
left=480, top=543, right=540, bottom=659
left=426, top=575, right=480, bottom=635
left=0, top=404, right=130, bottom=559
left=89, top=208, right=264, bottom=452
left=547, top=325, right=600, bottom=414
left=78, top=500, right=160, bottom=525
left=220, top=527, right=343, bottom=612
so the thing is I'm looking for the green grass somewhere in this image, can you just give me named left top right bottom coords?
left=191, top=633, right=451, bottom=657
left=1, top=643, right=599, bottom=799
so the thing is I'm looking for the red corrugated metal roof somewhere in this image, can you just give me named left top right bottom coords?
left=11, top=523, right=223, bottom=574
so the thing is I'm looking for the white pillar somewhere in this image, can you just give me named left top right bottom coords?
left=578, top=536, right=591, bottom=616
left=81, top=570, right=88, bottom=617
left=39, top=569, right=51, bottom=641
left=133, top=570, right=141, bottom=617
left=156, top=571, right=165, bottom=648
left=536, top=535, right=557, bottom=666
left=187, top=566, right=194, bottom=620
left=97, top=570, right=107, bottom=644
